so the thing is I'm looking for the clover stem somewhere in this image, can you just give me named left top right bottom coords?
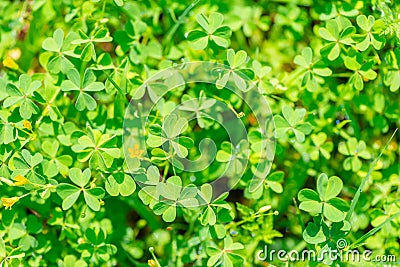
left=345, top=128, right=398, bottom=222
left=149, top=247, right=161, bottom=267
left=281, top=68, right=306, bottom=86
left=211, top=94, right=243, bottom=118
left=163, top=163, right=169, bottom=180
left=101, top=0, right=106, bottom=18
left=228, top=211, right=277, bottom=229
left=162, top=0, right=201, bottom=53
left=292, top=198, right=305, bottom=233
left=349, top=211, right=400, bottom=250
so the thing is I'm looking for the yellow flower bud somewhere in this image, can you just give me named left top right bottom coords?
left=3, top=57, right=19, bottom=70
left=23, top=120, right=32, bottom=130
left=14, top=175, right=29, bottom=186
left=148, top=259, right=157, bottom=267
left=1, top=197, right=20, bottom=210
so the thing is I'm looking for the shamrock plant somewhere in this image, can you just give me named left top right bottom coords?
left=298, top=173, right=349, bottom=222
left=309, top=133, right=333, bottom=160
left=147, top=114, right=194, bottom=159
left=344, top=51, right=377, bottom=90
left=56, top=168, right=105, bottom=211
left=318, top=17, right=355, bottom=60
left=294, top=47, right=332, bottom=92
left=72, top=28, right=113, bottom=62
left=198, top=184, right=231, bottom=226
left=216, top=49, right=253, bottom=91
left=61, top=68, right=105, bottom=111
left=187, top=13, right=232, bottom=50
left=41, top=140, right=73, bottom=177
left=179, top=91, right=216, bottom=128
left=384, top=47, right=400, bottom=92
left=3, top=75, right=43, bottom=119
left=338, top=137, right=371, bottom=172
left=71, top=127, right=120, bottom=170
left=206, top=236, right=244, bottom=267
left=216, top=140, right=250, bottom=176
left=354, top=15, right=384, bottom=51
left=12, top=150, right=45, bottom=185
left=153, top=176, right=198, bottom=222
left=274, top=105, right=312, bottom=142
left=41, top=28, right=79, bottom=73
left=0, top=1, right=398, bottom=267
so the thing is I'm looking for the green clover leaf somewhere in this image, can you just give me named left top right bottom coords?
left=179, top=91, right=216, bottom=128
left=274, top=105, right=312, bottom=142
left=216, top=140, right=250, bottom=176
left=298, top=173, right=349, bottom=222
left=152, top=176, right=198, bottom=222
left=41, top=28, right=79, bottom=73
left=251, top=60, right=272, bottom=94
left=41, top=140, right=72, bottom=178
left=206, top=236, right=244, bottom=267
left=384, top=48, right=400, bottom=92
left=294, top=47, right=332, bottom=91
left=354, top=15, right=384, bottom=51
left=309, top=133, right=333, bottom=160
left=137, top=166, right=162, bottom=208
left=0, top=111, right=17, bottom=145
left=58, top=255, right=87, bottom=267
left=198, top=183, right=231, bottom=226
left=303, top=217, right=328, bottom=244
left=187, top=13, right=232, bottom=50
left=12, top=149, right=45, bottom=185
left=147, top=114, right=194, bottom=158
left=3, top=74, right=43, bottom=119
left=247, top=170, right=284, bottom=199
left=344, top=51, right=377, bottom=90
left=319, top=17, right=355, bottom=60
left=338, top=137, right=371, bottom=172
left=216, top=49, right=254, bottom=91
left=61, top=68, right=105, bottom=111
left=72, top=28, right=113, bottom=62
left=71, top=127, right=120, bottom=171
left=114, top=20, right=147, bottom=52
left=319, top=3, right=359, bottom=20
left=56, top=168, right=105, bottom=211
left=105, top=170, right=136, bottom=197
left=78, top=228, right=117, bottom=260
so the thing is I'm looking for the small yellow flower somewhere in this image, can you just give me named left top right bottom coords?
left=23, top=120, right=32, bottom=130
left=14, top=175, right=29, bottom=186
left=128, top=144, right=145, bottom=159
left=148, top=259, right=157, bottom=267
left=2, top=57, right=19, bottom=70
left=1, top=197, right=20, bottom=210
left=236, top=111, right=245, bottom=118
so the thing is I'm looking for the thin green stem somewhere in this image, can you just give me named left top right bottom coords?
left=229, top=211, right=277, bottom=229
left=349, top=211, right=400, bottom=250
left=345, top=128, right=398, bottom=222
left=149, top=247, right=162, bottom=267
left=162, top=0, right=201, bottom=53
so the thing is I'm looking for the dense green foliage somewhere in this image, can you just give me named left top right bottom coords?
left=0, top=0, right=399, bottom=266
